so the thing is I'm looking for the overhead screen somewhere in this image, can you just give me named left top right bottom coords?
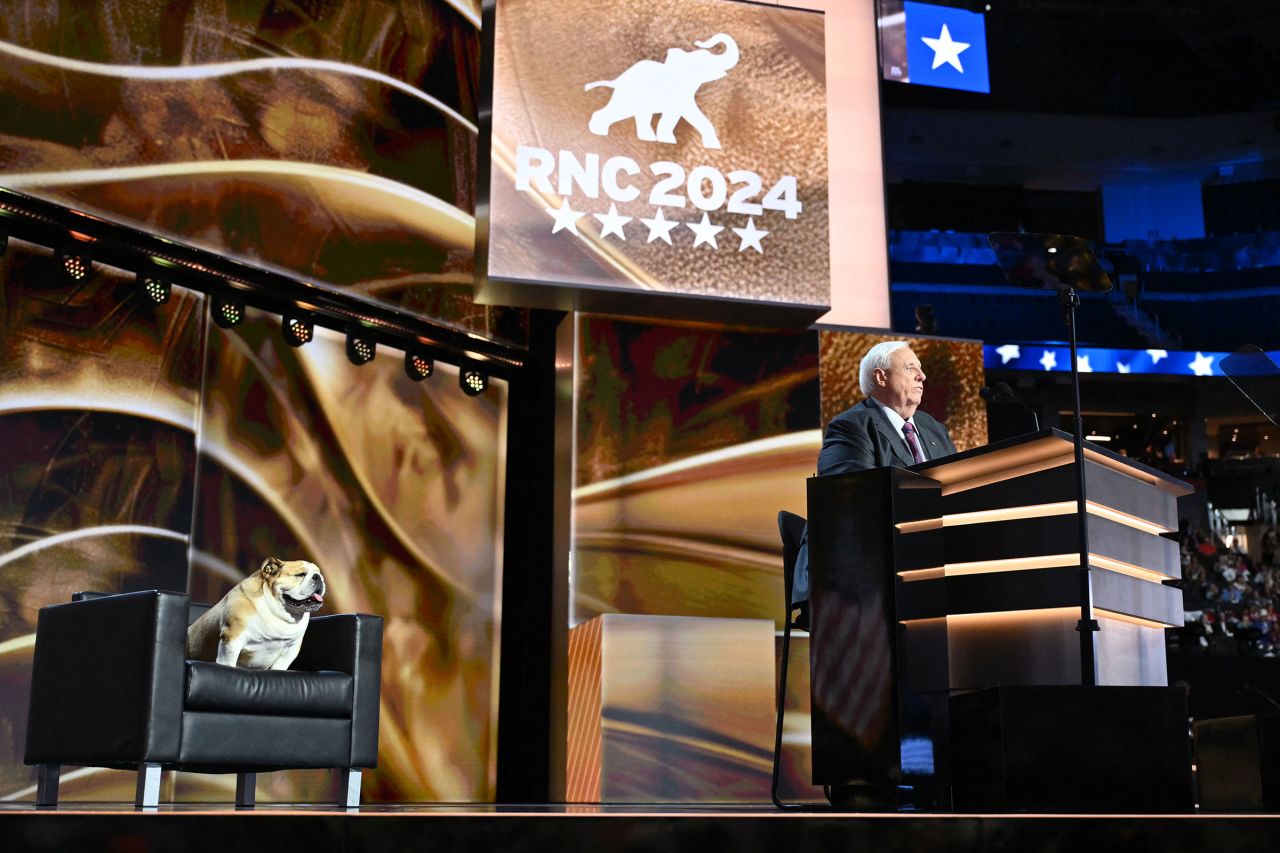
left=0, top=0, right=523, bottom=346
left=477, top=0, right=831, bottom=325
left=0, top=250, right=508, bottom=804
left=0, top=0, right=510, bottom=804
left=569, top=314, right=987, bottom=799
left=877, top=0, right=990, bottom=94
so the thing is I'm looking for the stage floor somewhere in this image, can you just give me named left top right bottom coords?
left=5, top=803, right=1280, bottom=853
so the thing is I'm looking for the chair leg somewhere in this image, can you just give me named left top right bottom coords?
left=338, top=769, right=361, bottom=809
left=235, top=772, right=256, bottom=808
left=135, top=763, right=162, bottom=810
left=770, top=617, right=793, bottom=809
left=35, top=764, right=60, bottom=808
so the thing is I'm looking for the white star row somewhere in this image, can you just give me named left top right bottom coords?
left=1025, top=346, right=1216, bottom=376
left=545, top=200, right=769, bottom=253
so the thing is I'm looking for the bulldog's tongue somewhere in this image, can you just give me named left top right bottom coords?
left=310, top=593, right=324, bottom=604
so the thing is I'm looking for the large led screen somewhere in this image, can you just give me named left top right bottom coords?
left=0, top=243, right=508, bottom=804
left=478, top=0, right=830, bottom=324
left=570, top=315, right=986, bottom=800
left=0, top=0, right=524, bottom=346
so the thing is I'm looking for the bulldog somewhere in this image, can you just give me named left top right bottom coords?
left=186, top=557, right=326, bottom=670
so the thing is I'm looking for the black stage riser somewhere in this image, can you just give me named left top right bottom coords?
left=6, top=813, right=1280, bottom=853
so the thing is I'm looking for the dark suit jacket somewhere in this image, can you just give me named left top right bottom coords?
left=792, top=397, right=956, bottom=606
left=817, top=397, right=957, bottom=475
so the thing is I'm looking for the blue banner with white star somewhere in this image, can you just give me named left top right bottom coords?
left=904, top=1, right=990, bottom=93
left=984, top=343, right=1280, bottom=377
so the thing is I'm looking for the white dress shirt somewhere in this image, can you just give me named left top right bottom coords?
left=876, top=403, right=928, bottom=462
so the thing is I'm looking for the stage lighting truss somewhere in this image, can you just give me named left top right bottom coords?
left=136, top=272, right=171, bottom=305
left=211, top=292, right=245, bottom=328
left=57, top=246, right=92, bottom=282
left=405, top=349, right=434, bottom=381
left=460, top=363, right=488, bottom=397
left=346, top=330, right=376, bottom=365
left=283, top=314, right=314, bottom=347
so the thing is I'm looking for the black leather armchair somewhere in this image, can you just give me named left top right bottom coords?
left=24, top=589, right=383, bottom=808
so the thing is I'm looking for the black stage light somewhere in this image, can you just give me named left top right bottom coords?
left=136, top=272, right=171, bottom=305
left=211, top=292, right=245, bottom=328
left=283, top=314, right=314, bottom=347
left=0, top=224, right=8, bottom=256
left=460, top=363, right=488, bottom=397
left=404, top=349, right=434, bottom=381
left=58, top=246, right=92, bottom=282
left=346, top=329, right=376, bottom=365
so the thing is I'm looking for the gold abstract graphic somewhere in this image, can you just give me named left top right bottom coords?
left=0, top=0, right=526, bottom=346
left=572, top=315, right=819, bottom=626
left=194, top=312, right=508, bottom=804
left=566, top=614, right=777, bottom=803
left=570, top=318, right=990, bottom=799
left=0, top=244, right=508, bottom=804
left=484, top=0, right=830, bottom=308
left=0, top=249, right=202, bottom=801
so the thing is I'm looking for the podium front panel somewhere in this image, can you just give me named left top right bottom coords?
left=806, top=467, right=941, bottom=789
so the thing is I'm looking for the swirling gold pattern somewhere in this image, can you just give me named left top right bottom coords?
left=0, top=0, right=525, bottom=346
left=193, top=311, right=508, bottom=803
left=570, top=317, right=988, bottom=800
left=572, top=315, right=819, bottom=627
left=0, top=241, right=507, bottom=804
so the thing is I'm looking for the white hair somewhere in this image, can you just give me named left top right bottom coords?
left=859, top=341, right=912, bottom=396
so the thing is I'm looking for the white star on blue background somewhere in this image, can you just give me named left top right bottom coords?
left=995, top=344, right=1021, bottom=364
left=921, top=23, right=971, bottom=72
left=1189, top=352, right=1216, bottom=376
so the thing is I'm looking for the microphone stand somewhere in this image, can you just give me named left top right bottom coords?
left=989, top=232, right=1114, bottom=688
left=1061, top=285, right=1099, bottom=685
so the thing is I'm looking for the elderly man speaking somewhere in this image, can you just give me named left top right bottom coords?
left=819, top=341, right=956, bottom=473
left=792, top=341, right=957, bottom=607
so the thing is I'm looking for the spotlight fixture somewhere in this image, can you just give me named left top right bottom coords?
left=211, top=292, right=245, bottom=328
left=346, top=329, right=376, bottom=365
left=282, top=314, right=314, bottom=347
left=57, top=246, right=92, bottom=282
left=404, top=349, right=434, bottom=382
left=0, top=224, right=8, bottom=257
left=136, top=271, right=171, bottom=305
left=459, top=363, right=488, bottom=397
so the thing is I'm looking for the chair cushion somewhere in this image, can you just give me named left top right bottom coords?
left=185, top=662, right=353, bottom=718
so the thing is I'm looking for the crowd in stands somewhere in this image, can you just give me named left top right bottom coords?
left=889, top=228, right=1280, bottom=273
left=888, top=230, right=996, bottom=265
left=1122, top=232, right=1280, bottom=273
left=889, top=229, right=1280, bottom=349
left=1180, top=525, right=1280, bottom=657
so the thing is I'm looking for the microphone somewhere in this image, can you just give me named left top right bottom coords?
left=979, top=382, right=1016, bottom=402
left=981, top=382, right=1040, bottom=431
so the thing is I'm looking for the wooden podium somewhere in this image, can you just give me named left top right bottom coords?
left=806, top=429, right=1193, bottom=797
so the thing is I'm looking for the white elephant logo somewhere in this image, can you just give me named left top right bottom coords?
left=584, top=33, right=739, bottom=149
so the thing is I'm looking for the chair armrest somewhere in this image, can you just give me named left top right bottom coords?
left=293, top=613, right=383, bottom=768
left=25, top=590, right=188, bottom=767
